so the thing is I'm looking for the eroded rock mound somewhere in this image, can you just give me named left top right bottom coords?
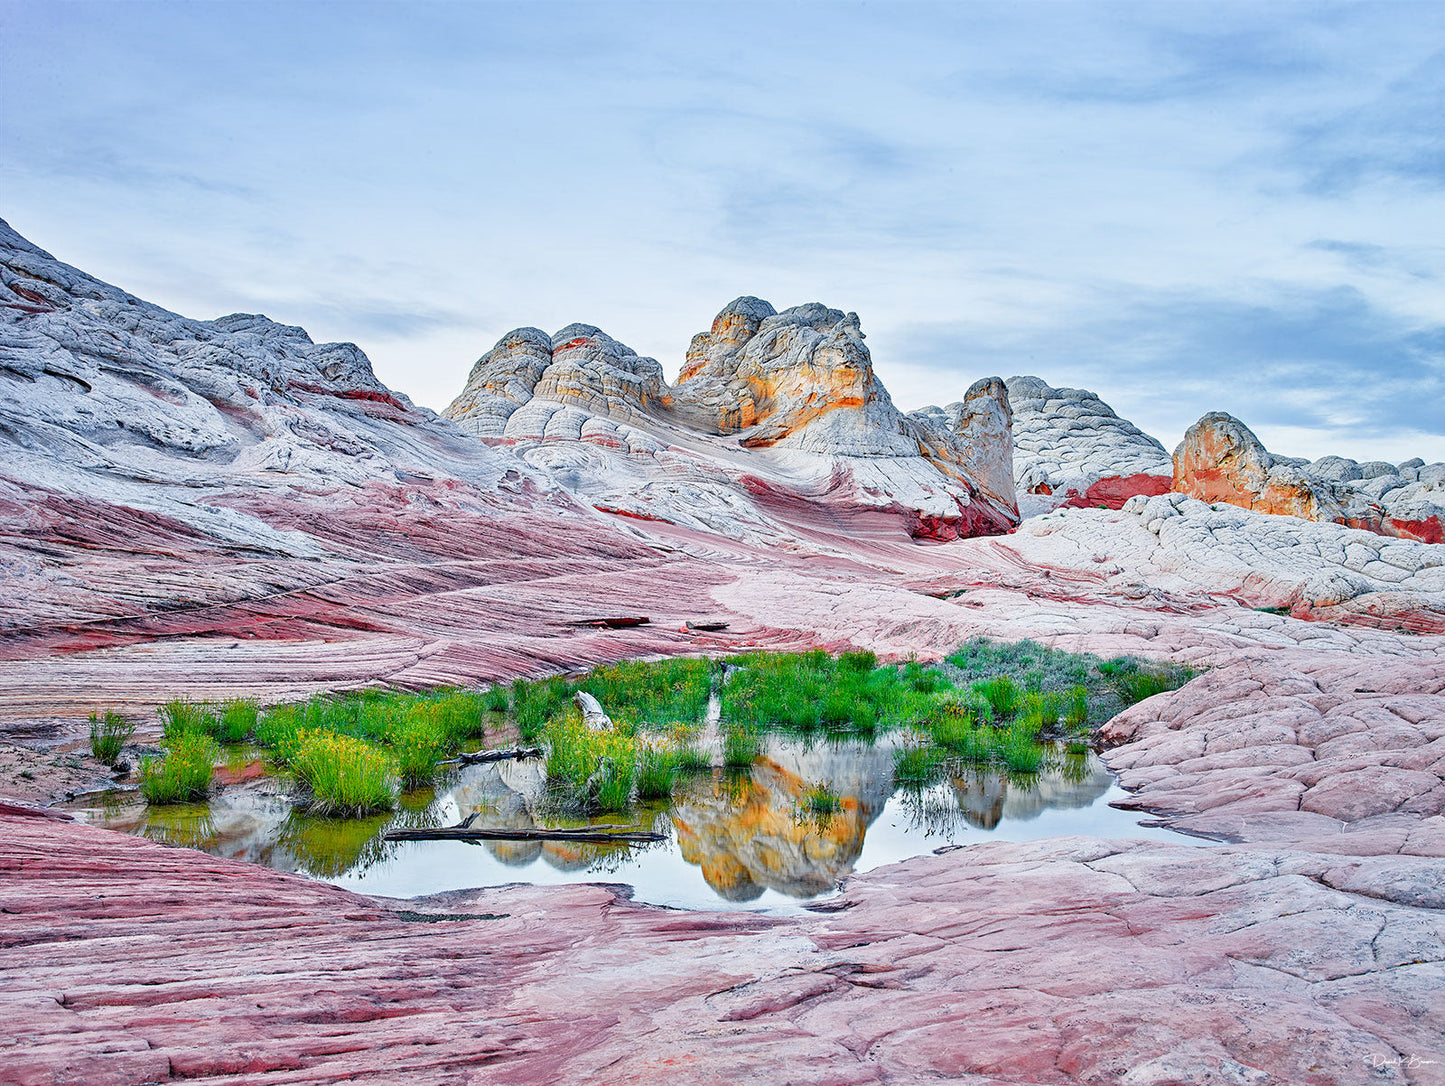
left=1005, top=375, right=1173, bottom=515
left=445, top=296, right=1020, bottom=542
left=0, top=218, right=524, bottom=552
left=0, top=217, right=689, bottom=666
left=1173, top=412, right=1444, bottom=543
left=673, top=299, right=913, bottom=455
left=445, top=324, right=670, bottom=447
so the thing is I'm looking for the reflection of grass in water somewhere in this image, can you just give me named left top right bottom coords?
left=278, top=809, right=393, bottom=879
left=141, top=802, right=218, bottom=849
left=896, top=782, right=967, bottom=839
left=280, top=799, right=443, bottom=879
left=722, top=726, right=762, bottom=767
left=718, top=767, right=753, bottom=805
left=1059, top=748, right=1094, bottom=784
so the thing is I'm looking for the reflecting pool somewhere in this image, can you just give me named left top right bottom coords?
left=72, top=734, right=1210, bottom=911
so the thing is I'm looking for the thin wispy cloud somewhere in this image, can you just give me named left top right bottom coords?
left=1286, top=50, right=1445, bottom=194
left=2, top=0, right=1442, bottom=461
left=888, top=282, right=1445, bottom=458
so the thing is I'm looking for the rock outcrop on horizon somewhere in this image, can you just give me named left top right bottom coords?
left=1174, top=411, right=1444, bottom=544
left=445, top=296, right=1020, bottom=542
left=3, top=219, right=1445, bottom=1086
left=1005, top=375, right=1173, bottom=516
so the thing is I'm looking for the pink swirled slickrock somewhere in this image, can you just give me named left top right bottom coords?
left=1, top=217, right=1444, bottom=1084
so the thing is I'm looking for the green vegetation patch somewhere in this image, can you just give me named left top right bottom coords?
left=134, top=640, right=1196, bottom=822
left=719, top=649, right=943, bottom=734
left=139, top=733, right=219, bottom=804
left=544, top=712, right=639, bottom=813
left=292, top=731, right=397, bottom=817
left=88, top=710, right=134, bottom=766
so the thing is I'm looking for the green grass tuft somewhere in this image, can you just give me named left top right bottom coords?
left=387, top=716, right=449, bottom=787
left=292, top=731, right=397, bottom=816
left=1109, top=664, right=1193, bottom=705
left=256, top=705, right=307, bottom=764
left=636, top=744, right=681, bottom=801
left=1065, top=685, right=1090, bottom=732
left=544, top=713, right=639, bottom=813
left=893, top=744, right=948, bottom=787
left=160, top=699, right=217, bottom=741
left=971, top=676, right=1021, bottom=719
left=88, top=710, right=134, bottom=765
left=217, top=699, right=258, bottom=743
left=139, top=733, right=219, bottom=804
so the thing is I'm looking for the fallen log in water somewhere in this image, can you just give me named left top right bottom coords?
left=438, top=747, right=544, bottom=766
left=383, top=825, right=667, bottom=845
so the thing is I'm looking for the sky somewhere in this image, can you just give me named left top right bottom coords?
left=2, top=0, right=1442, bottom=462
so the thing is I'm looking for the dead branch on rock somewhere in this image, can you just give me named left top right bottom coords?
left=439, top=747, right=544, bottom=766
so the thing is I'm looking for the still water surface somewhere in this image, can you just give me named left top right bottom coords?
left=73, top=734, right=1210, bottom=912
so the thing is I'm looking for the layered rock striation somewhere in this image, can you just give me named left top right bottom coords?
left=3, top=220, right=1445, bottom=1085
left=445, top=296, right=1020, bottom=542
left=1173, top=411, right=1444, bottom=544
left=1006, top=375, right=1173, bottom=515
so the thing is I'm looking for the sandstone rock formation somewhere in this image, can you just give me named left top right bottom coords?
left=1173, top=411, right=1444, bottom=544
left=5, top=642, right=1443, bottom=1085
left=1007, top=493, right=1445, bottom=632
left=445, top=297, right=1020, bottom=543
left=1005, top=375, right=1173, bottom=515
left=4, top=218, right=1445, bottom=1085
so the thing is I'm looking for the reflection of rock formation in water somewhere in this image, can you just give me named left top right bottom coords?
left=442, top=759, right=652, bottom=872
left=447, top=761, right=548, bottom=866
left=949, top=772, right=1008, bottom=830
left=949, top=753, right=1114, bottom=829
left=670, top=739, right=897, bottom=900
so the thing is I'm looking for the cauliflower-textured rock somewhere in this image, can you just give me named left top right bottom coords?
left=1173, top=411, right=1444, bottom=544
left=445, top=296, right=1020, bottom=542
left=1005, top=375, right=1173, bottom=515
left=445, top=325, right=669, bottom=439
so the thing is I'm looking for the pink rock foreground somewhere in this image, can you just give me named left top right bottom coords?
left=4, top=221, right=1445, bottom=1084
left=5, top=649, right=1445, bottom=1085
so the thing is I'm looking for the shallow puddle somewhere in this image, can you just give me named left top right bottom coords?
left=72, top=733, right=1211, bottom=912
